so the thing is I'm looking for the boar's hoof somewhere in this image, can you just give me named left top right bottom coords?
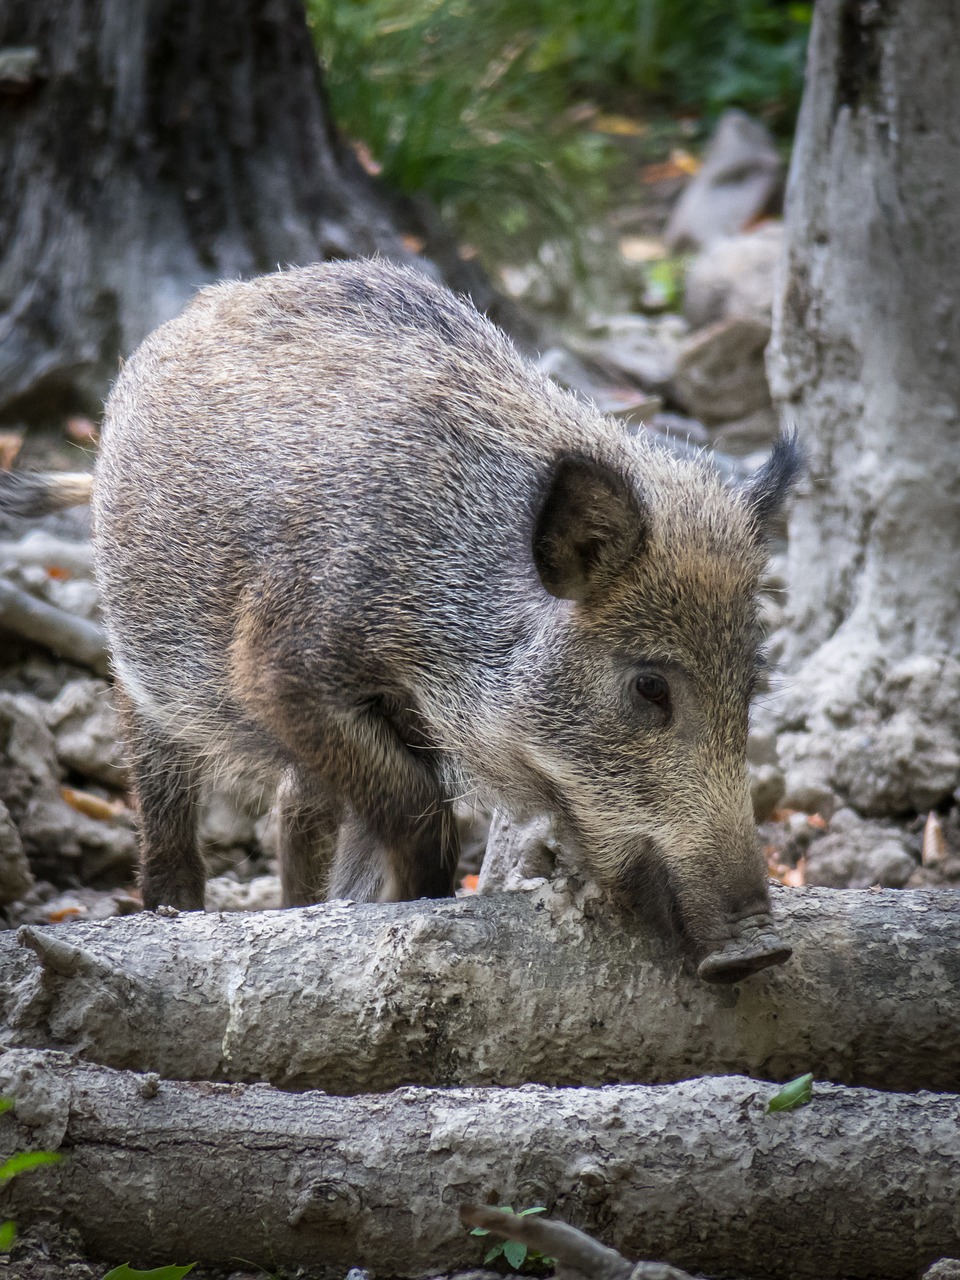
left=697, top=925, right=792, bottom=984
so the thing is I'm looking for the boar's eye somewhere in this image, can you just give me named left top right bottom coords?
left=633, top=672, right=670, bottom=709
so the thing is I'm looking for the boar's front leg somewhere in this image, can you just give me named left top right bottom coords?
left=318, top=702, right=460, bottom=904
left=114, top=682, right=204, bottom=912
left=275, top=766, right=343, bottom=907
left=330, top=800, right=460, bottom=903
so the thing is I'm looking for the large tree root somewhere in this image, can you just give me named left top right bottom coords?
left=0, top=1049, right=958, bottom=1280
left=3, top=884, right=959, bottom=1092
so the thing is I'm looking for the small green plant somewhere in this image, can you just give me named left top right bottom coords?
left=0, top=1096, right=64, bottom=1254
left=767, top=1072, right=814, bottom=1113
left=470, top=1205, right=555, bottom=1271
left=101, top=1264, right=196, bottom=1280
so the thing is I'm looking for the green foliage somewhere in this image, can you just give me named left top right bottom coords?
left=470, top=1206, right=555, bottom=1271
left=0, top=1222, right=14, bottom=1252
left=767, top=1072, right=814, bottom=1113
left=0, top=1150, right=63, bottom=1181
left=307, top=0, right=811, bottom=253
left=101, top=1265, right=196, bottom=1280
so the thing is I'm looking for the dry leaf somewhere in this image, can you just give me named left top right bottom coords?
left=460, top=874, right=480, bottom=894
left=66, top=416, right=99, bottom=445
left=640, top=148, right=700, bottom=184
left=46, top=565, right=72, bottom=580
left=592, top=113, right=648, bottom=137
left=48, top=906, right=83, bottom=923
left=806, top=813, right=828, bottom=831
left=401, top=233, right=425, bottom=254
left=0, top=431, right=23, bottom=469
left=60, top=786, right=125, bottom=822
left=351, top=138, right=382, bottom=176
left=766, top=849, right=806, bottom=887
left=618, top=235, right=667, bottom=263
left=922, top=811, right=947, bottom=867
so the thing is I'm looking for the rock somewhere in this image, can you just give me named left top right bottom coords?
left=684, top=222, right=784, bottom=329
left=537, top=347, right=661, bottom=425
left=672, top=316, right=772, bottom=425
left=804, top=808, right=917, bottom=889
left=198, top=787, right=257, bottom=851
left=43, top=576, right=100, bottom=620
left=665, top=110, right=782, bottom=251
left=10, top=885, right=141, bottom=926
left=780, top=652, right=960, bottom=817
left=924, top=1262, right=960, bottom=1280
left=205, top=872, right=282, bottom=912
left=0, top=797, right=32, bottom=904
left=750, top=762, right=785, bottom=823
left=711, top=406, right=780, bottom=457
left=573, top=313, right=690, bottom=393
left=0, top=691, right=61, bottom=821
left=0, top=691, right=136, bottom=883
left=45, top=678, right=128, bottom=788
left=22, top=792, right=137, bottom=882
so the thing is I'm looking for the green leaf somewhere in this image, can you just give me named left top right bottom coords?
left=767, top=1072, right=814, bottom=1113
left=101, top=1266, right=196, bottom=1280
left=502, top=1240, right=528, bottom=1270
left=483, top=1244, right=504, bottom=1264
left=0, top=1220, right=15, bottom=1252
left=517, top=1206, right=547, bottom=1216
left=0, top=1151, right=62, bottom=1180
left=470, top=1225, right=490, bottom=1236
left=0, top=1098, right=13, bottom=1116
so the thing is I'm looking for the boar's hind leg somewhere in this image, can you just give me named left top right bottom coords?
left=114, top=685, right=204, bottom=912
left=275, top=766, right=343, bottom=907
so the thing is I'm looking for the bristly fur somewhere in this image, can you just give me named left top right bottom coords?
left=90, top=257, right=791, bottom=977
left=743, top=430, right=802, bottom=533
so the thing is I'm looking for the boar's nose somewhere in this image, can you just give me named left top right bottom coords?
left=696, top=911, right=792, bottom=983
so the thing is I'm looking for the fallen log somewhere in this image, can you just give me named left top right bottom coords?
left=2, top=884, right=959, bottom=1092
left=0, top=1049, right=957, bottom=1280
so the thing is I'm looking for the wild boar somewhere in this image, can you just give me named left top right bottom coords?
left=1, top=259, right=798, bottom=981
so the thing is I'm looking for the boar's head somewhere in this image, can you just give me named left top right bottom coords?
left=516, top=434, right=800, bottom=983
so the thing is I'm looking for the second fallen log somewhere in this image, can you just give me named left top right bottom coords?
left=1, top=1050, right=958, bottom=1280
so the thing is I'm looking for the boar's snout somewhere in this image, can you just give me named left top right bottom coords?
left=696, top=910, right=792, bottom=984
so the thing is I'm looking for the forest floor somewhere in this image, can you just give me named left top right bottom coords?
left=1, top=113, right=958, bottom=1280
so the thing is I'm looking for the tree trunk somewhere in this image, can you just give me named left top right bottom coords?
left=0, top=0, right=441, bottom=423
left=1, top=1050, right=958, bottom=1279
left=767, top=0, right=960, bottom=817
left=4, top=885, right=960, bottom=1093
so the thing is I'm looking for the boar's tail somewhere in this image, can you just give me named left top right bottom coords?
left=0, top=471, right=93, bottom=517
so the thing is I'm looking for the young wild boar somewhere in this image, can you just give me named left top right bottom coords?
left=2, top=259, right=799, bottom=982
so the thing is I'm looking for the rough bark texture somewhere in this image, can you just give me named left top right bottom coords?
left=3, top=884, right=960, bottom=1093
left=0, top=0, right=452, bottom=422
left=1, top=1050, right=958, bottom=1279
left=767, top=0, right=960, bottom=816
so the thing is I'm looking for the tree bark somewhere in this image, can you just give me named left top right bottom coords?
left=1, top=1049, right=958, bottom=1279
left=4, top=885, right=960, bottom=1093
left=0, top=0, right=431, bottom=422
left=767, top=0, right=960, bottom=816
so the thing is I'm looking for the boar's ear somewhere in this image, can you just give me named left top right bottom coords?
left=533, top=454, right=648, bottom=603
left=742, top=431, right=802, bottom=536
